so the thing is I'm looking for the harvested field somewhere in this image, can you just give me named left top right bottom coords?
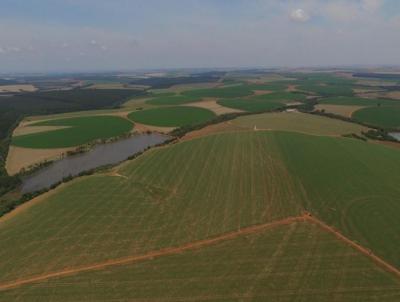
left=12, top=125, right=70, bottom=136
left=133, top=122, right=175, bottom=133
left=252, top=89, right=273, bottom=95
left=12, top=116, right=133, bottom=149
left=1, top=222, right=399, bottom=301
left=6, top=146, right=74, bottom=175
left=315, top=104, right=365, bottom=117
left=386, top=91, right=400, bottom=100
left=182, top=121, right=242, bottom=140
left=128, top=106, right=216, bottom=127
left=188, top=98, right=244, bottom=115
left=217, top=98, right=283, bottom=112
left=0, top=84, right=37, bottom=93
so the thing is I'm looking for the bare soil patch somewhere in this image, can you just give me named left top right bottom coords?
left=181, top=121, right=242, bottom=141
left=385, top=91, right=400, bottom=100
left=13, top=125, right=70, bottom=136
left=315, top=104, right=365, bottom=118
left=0, top=84, right=37, bottom=93
left=6, top=146, right=74, bottom=175
left=252, top=90, right=273, bottom=96
left=188, top=98, right=244, bottom=115
left=133, top=122, right=175, bottom=134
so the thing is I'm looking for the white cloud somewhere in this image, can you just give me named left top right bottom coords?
left=362, top=0, right=384, bottom=13
left=289, top=8, right=310, bottom=22
left=8, top=46, right=21, bottom=52
left=0, top=47, right=5, bottom=54
left=324, top=2, right=359, bottom=21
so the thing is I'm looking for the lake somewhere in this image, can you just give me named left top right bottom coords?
left=21, top=133, right=170, bottom=194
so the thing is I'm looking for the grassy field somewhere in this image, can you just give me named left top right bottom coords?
left=182, top=85, right=254, bottom=98
left=352, top=106, right=400, bottom=129
left=0, top=132, right=305, bottom=285
left=319, top=96, right=400, bottom=107
left=11, top=116, right=133, bottom=149
left=146, top=95, right=200, bottom=105
left=231, top=112, right=368, bottom=135
left=1, top=130, right=400, bottom=292
left=2, top=223, right=399, bottom=301
left=217, top=98, right=284, bottom=112
left=276, top=132, right=400, bottom=268
left=128, top=106, right=216, bottom=127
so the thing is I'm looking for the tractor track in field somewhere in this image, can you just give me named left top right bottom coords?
left=1, top=213, right=399, bottom=291
left=304, top=213, right=400, bottom=279
left=0, top=215, right=307, bottom=291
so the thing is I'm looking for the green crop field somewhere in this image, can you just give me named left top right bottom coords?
left=217, top=98, right=284, bottom=112
left=146, top=95, right=199, bottom=105
left=128, top=106, right=216, bottom=127
left=252, top=92, right=307, bottom=103
left=0, top=132, right=305, bottom=285
left=320, top=96, right=400, bottom=107
left=11, top=115, right=133, bottom=149
left=352, top=106, right=400, bottom=129
left=231, top=112, right=369, bottom=135
left=182, top=85, right=254, bottom=98
left=2, top=222, right=399, bottom=301
left=276, top=132, right=400, bottom=268
left=1, top=130, right=400, bottom=295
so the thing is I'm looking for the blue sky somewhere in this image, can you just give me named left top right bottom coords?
left=0, top=0, right=399, bottom=72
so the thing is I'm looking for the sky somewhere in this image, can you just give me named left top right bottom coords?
left=0, top=0, right=399, bottom=72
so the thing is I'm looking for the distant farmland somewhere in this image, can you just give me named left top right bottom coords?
left=128, top=106, right=216, bottom=127
left=12, top=116, right=133, bottom=149
left=217, top=98, right=284, bottom=112
left=182, top=85, right=254, bottom=98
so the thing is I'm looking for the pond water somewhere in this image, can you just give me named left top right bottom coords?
left=389, top=132, right=400, bottom=141
left=21, top=133, right=170, bottom=194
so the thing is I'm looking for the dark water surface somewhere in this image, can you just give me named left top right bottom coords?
left=21, top=133, right=170, bottom=194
